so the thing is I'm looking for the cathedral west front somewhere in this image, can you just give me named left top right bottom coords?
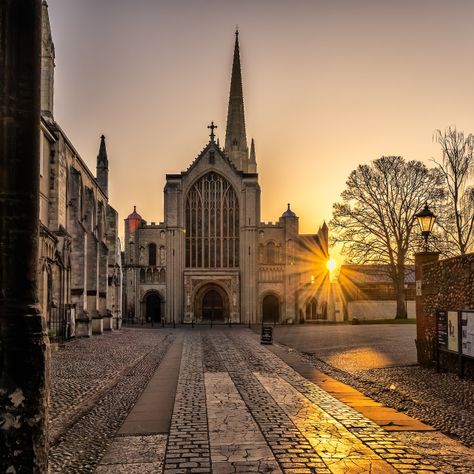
left=123, top=32, right=330, bottom=325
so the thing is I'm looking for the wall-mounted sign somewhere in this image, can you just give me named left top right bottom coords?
left=448, top=311, right=459, bottom=352
left=416, top=280, right=422, bottom=296
left=461, top=312, right=474, bottom=358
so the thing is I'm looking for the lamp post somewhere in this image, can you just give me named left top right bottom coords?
left=415, top=203, right=437, bottom=252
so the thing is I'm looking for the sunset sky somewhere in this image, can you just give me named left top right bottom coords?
left=47, top=0, right=474, bottom=242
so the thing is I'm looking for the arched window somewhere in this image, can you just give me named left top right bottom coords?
left=185, top=172, right=239, bottom=268
left=148, top=243, right=156, bottom=266
left=266, top=242, right=276, bottom=264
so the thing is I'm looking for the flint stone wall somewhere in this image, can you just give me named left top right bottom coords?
left=420, top=253, right=474, bottom=376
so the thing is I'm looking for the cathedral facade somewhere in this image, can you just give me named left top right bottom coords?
left=123, top=33, right=330, bottom=325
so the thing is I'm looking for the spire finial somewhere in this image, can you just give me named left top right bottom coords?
left=134, top=205, right=136, bottom=212
left=235, top=25, right=239, bottom=36
left=208, top=121, right=217, bottom=142
left=288, top=203, right=291, bottom=211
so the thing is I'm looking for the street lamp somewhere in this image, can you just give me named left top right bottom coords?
left=416, top=203, right=436, bottom=251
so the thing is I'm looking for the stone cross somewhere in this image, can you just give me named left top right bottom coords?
left=208, top=121, right=217, bottom=142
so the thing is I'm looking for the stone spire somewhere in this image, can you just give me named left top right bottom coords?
left=248, top=138, right=257, bottom=173
left=41, top=1, right=55, bottom=119
left=224, top=30, right=249, bottom=171
left=96, top=135, right=109, bottom=197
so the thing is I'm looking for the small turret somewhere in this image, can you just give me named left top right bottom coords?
left=126, top=206, right=142, bottom=233
left=96, top=134, right=109, bottom=196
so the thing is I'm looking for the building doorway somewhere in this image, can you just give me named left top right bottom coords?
left=262, top=294, right=280, bottom=323
left=145, top=292, right=161, bottom=323
left=194, top=284, right=229, bottom=322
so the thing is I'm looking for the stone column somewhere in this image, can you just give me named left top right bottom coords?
left=0, top=1, right=49, bottom=471
left=415, top=251, right=439, bottom=365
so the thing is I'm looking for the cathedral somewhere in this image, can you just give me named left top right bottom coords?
left=123, top=32, right=330, bottom=325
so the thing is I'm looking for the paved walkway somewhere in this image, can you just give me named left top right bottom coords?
left=49, top=327, right=474, bottom=473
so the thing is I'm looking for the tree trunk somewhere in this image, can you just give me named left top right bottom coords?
left=0, top=1, right=50, bottom=472
left=394, top=263, right=407, bottom=319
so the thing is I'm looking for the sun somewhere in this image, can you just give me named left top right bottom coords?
left=326, top=256, right=336, bottom=272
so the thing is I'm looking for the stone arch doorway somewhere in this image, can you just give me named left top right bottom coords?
left=144, top=291, right=162, bottom=323
left=262, top=294, right=280, bottom=323
left=194, top=284, right=229, bottom=322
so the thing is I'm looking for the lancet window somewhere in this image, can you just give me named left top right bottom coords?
left=185, top=172, right=239, bottom=268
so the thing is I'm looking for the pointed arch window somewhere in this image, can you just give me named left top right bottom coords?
left=185, top=172, right=239, bottom=268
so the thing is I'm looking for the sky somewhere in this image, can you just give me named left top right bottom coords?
left=47, top=0, right=474, bottom=243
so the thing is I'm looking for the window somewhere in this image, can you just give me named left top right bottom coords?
left=266, top=242, right=276, bottom=264
left=185, top=172, right=239, bottom=268
left=148, top=243, right=157, bottom=266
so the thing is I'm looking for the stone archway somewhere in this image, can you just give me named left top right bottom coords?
left=194, top=283, right=230, bottom=322
left=143, top=291, right=162, bottom=323
left=262, top=293, right=280, bottom=323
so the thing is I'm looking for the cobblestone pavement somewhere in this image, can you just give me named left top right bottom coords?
left=49, top=327, right=474, bottom=473
left=49, top=328, right=175, bottom=473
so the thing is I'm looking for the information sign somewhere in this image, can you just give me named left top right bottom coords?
left=437, top=311, right=448, bottom=351
left=261, top=326, right=273, bottom=345
left=448, top=311, right=459, bottom=352
left=461, top=312, right=474, bottom=358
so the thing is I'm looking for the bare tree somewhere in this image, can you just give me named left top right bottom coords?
left=434, top=127, right=474, bottom=255
left=331, top=156, right=444, bottom=319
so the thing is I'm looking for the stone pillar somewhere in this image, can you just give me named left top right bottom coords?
left=415, top=251, right=439, bottom=365
left=0, top=1, right=49, bottom=471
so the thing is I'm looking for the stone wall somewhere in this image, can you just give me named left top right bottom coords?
left=348, top=300, right=416, bottom=320
left=419, top=252, right=474, bottom=376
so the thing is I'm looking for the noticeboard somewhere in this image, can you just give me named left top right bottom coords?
left=461, top=312, right=474, bottom=358
left=447, top=311, right=459, bottom=352
left=261, top=326, right=273, bottom=345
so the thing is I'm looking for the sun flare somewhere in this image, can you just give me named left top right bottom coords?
left=326, top=257, right=336, bottom=272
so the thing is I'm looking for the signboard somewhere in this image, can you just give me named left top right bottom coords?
left=261, top=326, right=273, bottom=345
left=416, top=280, right=422, bottom=297
left=437, top=311, right=448, bottom=351
left=448, top=311, right=459, bottom=352
left=461, top=312, right=474, bottom=358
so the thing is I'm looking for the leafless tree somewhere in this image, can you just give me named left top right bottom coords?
left=434, top=127, right=474, bottom=255
left=331, top=156, right=444, bottom=319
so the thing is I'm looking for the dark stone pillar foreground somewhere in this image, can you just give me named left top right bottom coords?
left=415, top=251, right=439, bottom=366
left=0, top=1, right=49, bottom=472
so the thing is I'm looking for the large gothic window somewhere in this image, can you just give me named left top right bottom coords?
left=185, top=172, right=239, bottom=268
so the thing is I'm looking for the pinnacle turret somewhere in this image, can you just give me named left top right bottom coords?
left=41, top=1, right=55, bottom=118
left=249, top=138, right=257, bottom=173
left=96, top=134, right=109, bottom=196
left=224, top=30, right=249, bottom=171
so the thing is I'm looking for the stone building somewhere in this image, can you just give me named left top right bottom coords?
left=123, top=32, right=330, bottom=325
left=38, top=2, right=122, bottom=340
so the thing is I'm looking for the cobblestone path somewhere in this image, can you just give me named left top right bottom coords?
left=48, top=327, right=474, bottom=473
left=49, top=329, right=175, bottom=473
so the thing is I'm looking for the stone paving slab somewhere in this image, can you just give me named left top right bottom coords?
left=95, top=434, right=167, bottom=473
left=205, top=372, right=282, bottom=473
